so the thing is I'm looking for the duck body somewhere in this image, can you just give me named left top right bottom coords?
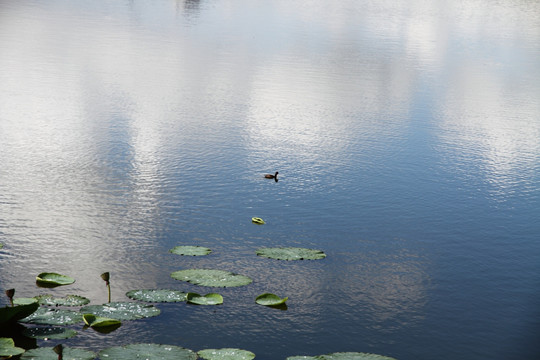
left=264, top=171, right=279, bottom=179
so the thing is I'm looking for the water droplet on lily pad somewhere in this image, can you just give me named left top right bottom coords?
left=198, top=348, right=255, bottom=360
left=255, top=247, right=326, bottom=260
left=34, top=294, right=90, bottom=307
left=20, top=346, right=95, bottom=360
left=126, top=289, right=188, bottom=303
left=22, top=326, right=78, bottom=340
left=169, top=245, right=212, bottom=256
left=171, top=269, right=252, bottom=287
left=99, top=343, right=197, bottom=360
left=79, top=302, right=160, bottom=321
left=19, top=307, right=83, bottom=326
left=186, top=292, right=223, bottom=305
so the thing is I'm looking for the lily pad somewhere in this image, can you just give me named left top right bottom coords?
left=83, top=313, right=120, bottom=327
left=255, top=293, right=288, bottom=306
left=169, top=245, right=212, bottom=256
left=99, top=343, right=197, bottom=360
left=13, top=297, right=38, bottom=305
left=126, top=289, right=188, bottom=303
left=198, top=348, right=255, bottom=360
left=36, top=272, right=75, bottom=287
left=0, top=298, right=39, bottom=324
left=19, top=307, right=83, bottom=325
left=79, top=302, right=160, bottom=321
left=21, top=346, right=95, bottom=360
left=22, top=326, right=78, bottom=340
left=0, top=338, right=25, bottom=357
left=186, top=292, right=223, bottom=305
left=316, top=353, right=397, bottom=360
left=34, top=294, right=90, bottom=307
left=171, top=269, right=252, bottom=288
left=255, top=247, right=326, bottom=260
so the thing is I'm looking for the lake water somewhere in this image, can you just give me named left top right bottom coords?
left=1, top=1, right=540, bottom=359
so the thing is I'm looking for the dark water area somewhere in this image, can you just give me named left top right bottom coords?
left=1, top=1, right=540, bottom=359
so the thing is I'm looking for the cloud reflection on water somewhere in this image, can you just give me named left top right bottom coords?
left=0, top=0, right=539, bottom=357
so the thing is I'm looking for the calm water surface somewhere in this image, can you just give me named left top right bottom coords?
left=1, top=1, right=540, bottom=359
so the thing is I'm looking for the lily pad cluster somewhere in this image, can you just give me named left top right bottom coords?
left=1, top=272, right=163, bottom=334
left=0, top=222, right=395, bottom=359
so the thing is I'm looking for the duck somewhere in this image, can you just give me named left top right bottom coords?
left=264, top=171, right=279, bottom=179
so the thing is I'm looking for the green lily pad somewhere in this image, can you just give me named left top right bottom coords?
left=126, top=289, right=188, bottom=303
left=19, top=307, right=83, bottom=325
left=21, top=346, right=95, bottom=360
left=99, top=343, right=197, bottom=360
left=169, top=245, right=212, bottom=256
left=13, top=297, right=38, bottom=305
left=255, top=247, right=326, bottom=260
left=316, top=353, right=397, bottom=360
left=0, top=298, right=39, bottom=324
left=0, top=337, right=25, bottom=357
left=34, top=294, right=90, bottom=307
left=171, top=269, right=252, bottom=287
left=36, top=272, right=75, bottom=287
left=255, top=293, right=288, bottom=306
left=83, top=313, right=121, bottom=328
left=186, top=292, right=223, bottom=305
left=79, top=302, right=160, bottom=321
left=22, top=326, right=78, bottom=339
left=198, top=348, right=255, bottom=360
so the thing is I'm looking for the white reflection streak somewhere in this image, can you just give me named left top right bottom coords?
left=438, top=65, right=540, bottom=194
left=0, top=4, right=177, bottom=291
